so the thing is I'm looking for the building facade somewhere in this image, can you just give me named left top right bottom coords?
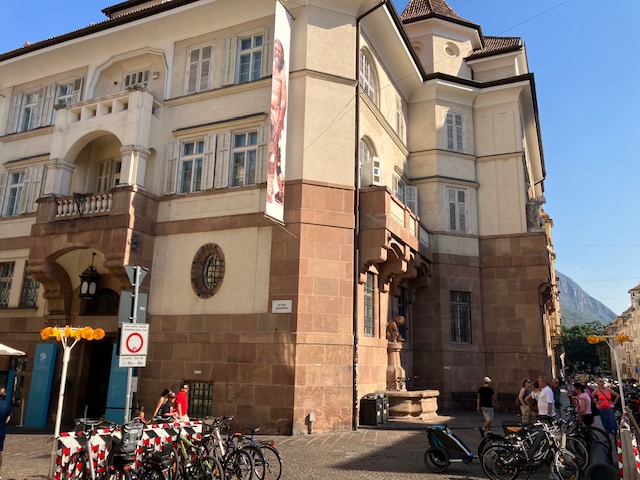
left=0, top=0, right=560, bottom=434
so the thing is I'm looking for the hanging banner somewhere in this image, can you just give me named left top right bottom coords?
left=265, top=1, right=293, bottom=223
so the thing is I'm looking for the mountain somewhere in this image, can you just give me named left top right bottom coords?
left=557, top=271, right=618, bottom=327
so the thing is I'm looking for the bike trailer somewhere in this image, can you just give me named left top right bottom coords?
left=111, top=422, right=145, bottom=455
left=426, top=425, right=474, bottom=459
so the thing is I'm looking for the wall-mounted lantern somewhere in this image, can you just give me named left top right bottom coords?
left=79, top=253, right=100, bottom=299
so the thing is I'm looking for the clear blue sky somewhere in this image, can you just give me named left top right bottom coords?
left=1, top=0, right=639, bottom=315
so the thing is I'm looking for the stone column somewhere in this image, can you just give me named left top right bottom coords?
left=42, top=159, right=75, bottom=196
left=119, top=145, right=150, bottom=187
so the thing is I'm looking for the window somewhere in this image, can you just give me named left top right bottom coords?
left=364, top=272, right=375, bottom=337
left=186, top=45, right=212, bottom=94
left=359, top=49, right=378, bottom=104
left=123, top=69, right=150, bottom=89
left=188, top=381, right=213, bottom=419
left=55, top=80, right=82, bottom=106
left=358, top=139, right=380, bottom=187
left=445, top=111, right=464, bottom=152
left=393, top=175, right=406, bottom=199
left=0, top=262, right=14, bottom=308
left=97, top=160, right=122, bottom=192
left=447, top=186, right=467, bottom=232
left=19, top=92, right=39, bottom=132
left=191, top=243, right=225, bottom=298
left=4, top=171, right=24, bottom=216
left=451, top=291, right=472, bottom=344
left=19, top=262, right=39, bottom=308
left=179, top=140, right=205, bottom=193
left=238, top=35, right=263, bottom=84
left=230, top=131, right=257, bottom=187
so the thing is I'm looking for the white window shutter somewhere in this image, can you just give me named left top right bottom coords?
left=186, top=48, right=200, bottom=94
left=402, top=186, right=418, bottom=216
left=6, top=95, right=21, bottom=134
left=72, top=78, right=83, bottom=103
left=447, top=187, right=456, bottom=230
left=214, top=132, right=230, bottom=188
left=256, top=124, right=269, bottom=183
left=222, top=37, right=238, bottom=86
left=261, top=27, right=273, bottom=78
left=163, top=142, right=179, bottom=195
left=18, top=168, right=32, bottom=214
left=41, top=85, right=56, bottom=126
left=458, top=189, right=467, bottom=231
left=201, top=134, right=217, bottom=191
left=0, top=173, right=6, bottom=215
left=33, top=90, right=44, bottom=129
left=455, top=113, right=463, bottom=152
left=25, top=165, right=44, bottom=213
left=200, top=46, right=212, bottom=92
left=445, top=112, right=454, bottom=150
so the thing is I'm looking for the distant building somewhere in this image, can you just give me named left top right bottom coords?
left=0, top=0, right=559, bottom=433
left=606, top=284, right=640, bottom=378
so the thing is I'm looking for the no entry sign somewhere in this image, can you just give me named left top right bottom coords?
left=119, top=323, right=149, bottom=356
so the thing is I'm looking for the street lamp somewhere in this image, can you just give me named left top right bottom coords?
left=79, top=253, right=100, bottom=299
left=587, top=334, right=632, bottom=414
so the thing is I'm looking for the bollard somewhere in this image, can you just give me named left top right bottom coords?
left=584, top=434, right=618, bottom=480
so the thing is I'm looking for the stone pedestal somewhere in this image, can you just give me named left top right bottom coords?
left=385, top=389, right=440, bottom=420
left=386, top=341, right=406, bottom=390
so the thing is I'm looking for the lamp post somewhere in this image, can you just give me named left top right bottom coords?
left=41, top=325, right=105, bottom=477
left=587, top=334, right=632, bottom=415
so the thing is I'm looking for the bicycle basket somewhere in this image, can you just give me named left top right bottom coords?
left=111, top=423, right=144, bottom=454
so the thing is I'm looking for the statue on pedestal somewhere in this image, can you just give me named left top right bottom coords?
left=386, top=315, right=405, bottom=342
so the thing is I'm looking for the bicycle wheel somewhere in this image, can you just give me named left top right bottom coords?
left=242, top=445, right=266, bottom=480
left=423, top=446, right=449, bottom=473
left=224, top=449, right=255, bottom=480
left=198, top=454, right=225, bottom=480
left=588, top=426, right=613, bottom=453
left=481, top=445, right=519, bottom=480
left=565, top=436, right=589, bottom=470
left=552, top=450, right=582, bottom=480
left=167, top=447, right=180, bottom=480
left=60, top=451, right=89, bottom=480
left=258, top=445, right=282, bottom=480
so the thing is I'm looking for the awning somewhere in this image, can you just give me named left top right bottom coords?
left=0, top=343, right=25, bottom=356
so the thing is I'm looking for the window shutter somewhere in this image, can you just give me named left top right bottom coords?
left=18, top=168, right=32, bottom=214
left=214, top=132, right=230, bottom=188
left=447, top=188, right=456, bottom=230
left=24, top=165, right=44, bottom=213
left=33, top=91, right=44, bottom=128
left=201, top=134, right=217, bottom=190
left=458, top=189, right=466, bottom=231
left=445, top=113, right=454, bottom=150
left=72, top=78, right=83, bottom=103
left=261, top=27, right=273, bottom=78
left=6, top=94, right=21, bottom=134
left=200, top=46, right=212, bottom=92
left=455, top=113, right=463, bottom=152
left=372, top=156, right=381, bottom=185
left=256, top=124, right=269, bottom=183
left=163, top=142, right=179, bottom=195
left=41, top=85, right=56, bottom=126
left=222, top=37, right=238, bottom=86
left=0, top=173, right=6, bottom=215
left=187, top=48, right=200, bottom=94
left=402, top=186, right=418, bottom=216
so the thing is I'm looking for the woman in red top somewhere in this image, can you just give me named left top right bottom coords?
left=592, top=379, right=619, bottom=433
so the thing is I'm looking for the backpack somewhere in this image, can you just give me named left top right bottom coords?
left=591, top=397, right=600, bottom=416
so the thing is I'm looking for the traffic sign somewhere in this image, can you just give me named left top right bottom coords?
left=119, top=323, right=149, bottom=356
left=119, top=355, right=147, bottom=368
left=118, top=291, right=148, bottom=323
left=124, top=265, right=149, bottom=286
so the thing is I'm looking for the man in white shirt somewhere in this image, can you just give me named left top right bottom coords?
left=537, top=376, right=556, bottom=416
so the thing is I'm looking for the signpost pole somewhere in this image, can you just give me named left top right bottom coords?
left=124, top=266, right=139, bottom=422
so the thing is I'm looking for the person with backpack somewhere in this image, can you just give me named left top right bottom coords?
left=517, top=378, right=534, bottom=423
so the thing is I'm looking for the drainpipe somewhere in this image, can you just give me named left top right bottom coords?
left=352, top=0, right=388, bottom=432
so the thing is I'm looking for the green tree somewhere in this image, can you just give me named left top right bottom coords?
left=562, top=322, right=604, bottom=372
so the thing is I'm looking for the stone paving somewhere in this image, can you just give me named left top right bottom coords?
left=0, top=408, right=574, bottom=480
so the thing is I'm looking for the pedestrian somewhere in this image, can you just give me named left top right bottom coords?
left=176, top=382, right=190, bottom=422
left=0, top=387, right=12, bottom=479
left=477, top=376, right=497, bottom=437
left=574, top=382, right=593, bottom=427
left=160, top=392, right=179, bottom=421
left=525, top=381, right=541, bottom=417
left=517, top=378, right=534, bottom=423
left=536, top=376, right=555, bottom=417
left=152, top=388, right=173, bottom=418
left=551, top=378, right=562, bottom=417
left=592, top=378, right=620, bottom=434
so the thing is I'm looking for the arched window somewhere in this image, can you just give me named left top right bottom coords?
left=358, top=138, right=381, bottom=187
left=359, top=49, right=378, bottom=104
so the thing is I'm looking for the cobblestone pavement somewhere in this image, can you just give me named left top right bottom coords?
left=1, top=409, right=569, bottom=480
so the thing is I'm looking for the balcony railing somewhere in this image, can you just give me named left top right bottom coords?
left=55, top=193, right=112, bottom=218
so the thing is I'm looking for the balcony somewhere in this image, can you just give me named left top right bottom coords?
left=55, top=193, right=113, bottom=218
left=359, top=186, right=432, bottom=293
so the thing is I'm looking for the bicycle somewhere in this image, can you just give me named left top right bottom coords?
left=59, top=419, right=118, bottom=480
left=481, top=416, right=581, bottom=480
left=202, top=417, right=255, bottom=480
left=234, top=428, right=282, bottom=480
left=175, top=425, right=224, bottom=480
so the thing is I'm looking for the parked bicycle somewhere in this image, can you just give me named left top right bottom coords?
left=202, top=416, right=254, bottom=480
left=174, top=425, right=224, bottom=480
left=59, top=419, right=118, bottom=480
left=234, top=428, right=282, bottom=480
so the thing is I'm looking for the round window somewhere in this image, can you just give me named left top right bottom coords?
left=444, top=42, right=460, bottom=57
left=191, top=244, right=225, bottom=298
